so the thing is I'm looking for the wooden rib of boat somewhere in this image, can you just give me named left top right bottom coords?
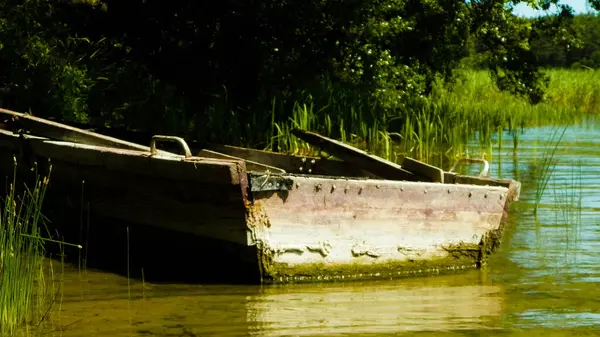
left=0, top=108, right=521, bottom=284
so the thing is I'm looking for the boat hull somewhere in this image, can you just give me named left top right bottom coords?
left=0, top=128, right=520, bottom=284
left=247, top=174, right=515, bottom=283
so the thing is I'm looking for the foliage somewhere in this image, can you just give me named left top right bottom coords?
left=0, top=0, right=599, bottom=144
left=273, top=69, right=599, bottom=167
left=0, top=0, right=92, bottom=123
left=531, top=14, right=600, bottom=69
left=0, top=162, right=55, bottom=336
left=467, top=12, right=600, bottom=70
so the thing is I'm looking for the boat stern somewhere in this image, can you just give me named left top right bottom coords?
left=245, top=172, right=512, bottom=284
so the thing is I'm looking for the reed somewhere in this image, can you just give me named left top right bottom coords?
left=262, top=69, right=598, bottom=168
left=553, top=158, right=583, bottom=257
left=530, top=126, right=568, bottom=215
left=0, top=161, right=60, bottom=336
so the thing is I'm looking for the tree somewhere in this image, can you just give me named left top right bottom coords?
left=0, top=0, right=599, bottom=138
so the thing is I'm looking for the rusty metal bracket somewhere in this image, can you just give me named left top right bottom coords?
left=298, top=157, right=317, bottom=174
left=249, top=173, right=294, bottom=192
left=449, top=158, right=489, bottom=177
left=150, top=135, right=192, bottom=158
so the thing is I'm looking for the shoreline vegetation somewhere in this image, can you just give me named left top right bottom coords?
left=1, top=1, right=599, bottom=333
left=0, top=163, right=59, bottom=336
left=2, top=67, right=595, bottom=334
left=270, top=68, right=599, bottom=168
left=1, top=67, right=597, bottom=334
left=1, top=3, right=599, bottom=162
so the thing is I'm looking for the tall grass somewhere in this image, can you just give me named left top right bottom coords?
left=553, top=159, right=583, bottom=259
left=0, top=161, right=57, bottom=336
left=530, top=126, right=568, bottom=215
left=264, top=69, right=599, bottom=168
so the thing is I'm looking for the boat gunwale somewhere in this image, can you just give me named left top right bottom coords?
left=247, top=171, right=513, bottom=192
left=0, top=128, right=243, bottom=164
left=0, top=126, right=521, bottom=200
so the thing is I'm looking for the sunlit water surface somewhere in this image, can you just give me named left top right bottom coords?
left=44, top=121, right=600, bottom=336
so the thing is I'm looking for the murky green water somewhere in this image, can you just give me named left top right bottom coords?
left=44, top=121, right=600, bottom=336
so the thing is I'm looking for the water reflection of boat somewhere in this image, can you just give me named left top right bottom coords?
left=0, top=108, right=521, bottom=284
left=48, top=269, right=504, bottom=337
left=246, top=274, right=504, bottom=336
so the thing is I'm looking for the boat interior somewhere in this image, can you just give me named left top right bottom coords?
left=0, top=108, right=518, bottom=195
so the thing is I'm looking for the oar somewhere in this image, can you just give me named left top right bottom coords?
left=0, top=108, right=150, bottom=151
left=291, top=129, right=416, bottom=181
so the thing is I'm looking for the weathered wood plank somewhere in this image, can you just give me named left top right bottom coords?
left=0, top=136, right=251, bottom=245
left=197, top=149, right=286, bottom=173
left=1, top=128, right=248, bottom=187
left=1, top=131, right=245, bottom=185
left=291, top=129, right=417, bottom=181
left=0, top=108, right=152, bottom=151
left=448, top=173, right=521, bottom=201
left=247, top=174, right=511, bottom=282
left=206, top=144, right=379, bottom=178
left=48, top=161, right=250, bottom=244
left=400, top=157, right=444, bottom=183
left=0, top=127, right=252, bottom=243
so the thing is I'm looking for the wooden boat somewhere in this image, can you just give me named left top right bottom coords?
left=0, top=108, right=520, bottom=284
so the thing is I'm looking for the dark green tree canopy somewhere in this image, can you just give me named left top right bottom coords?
left=0, top=0, right=598, bottom=136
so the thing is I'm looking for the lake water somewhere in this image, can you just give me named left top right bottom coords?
left=43, top=121, right=600, bottom=336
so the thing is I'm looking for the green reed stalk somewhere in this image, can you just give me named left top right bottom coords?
left=211, top=68, right=599, bottom=170
left=0, top=161, right=67, bottom=336
left=532, top=126, right=567, bottom=215
left=553, top=159, right=583, bottom=257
